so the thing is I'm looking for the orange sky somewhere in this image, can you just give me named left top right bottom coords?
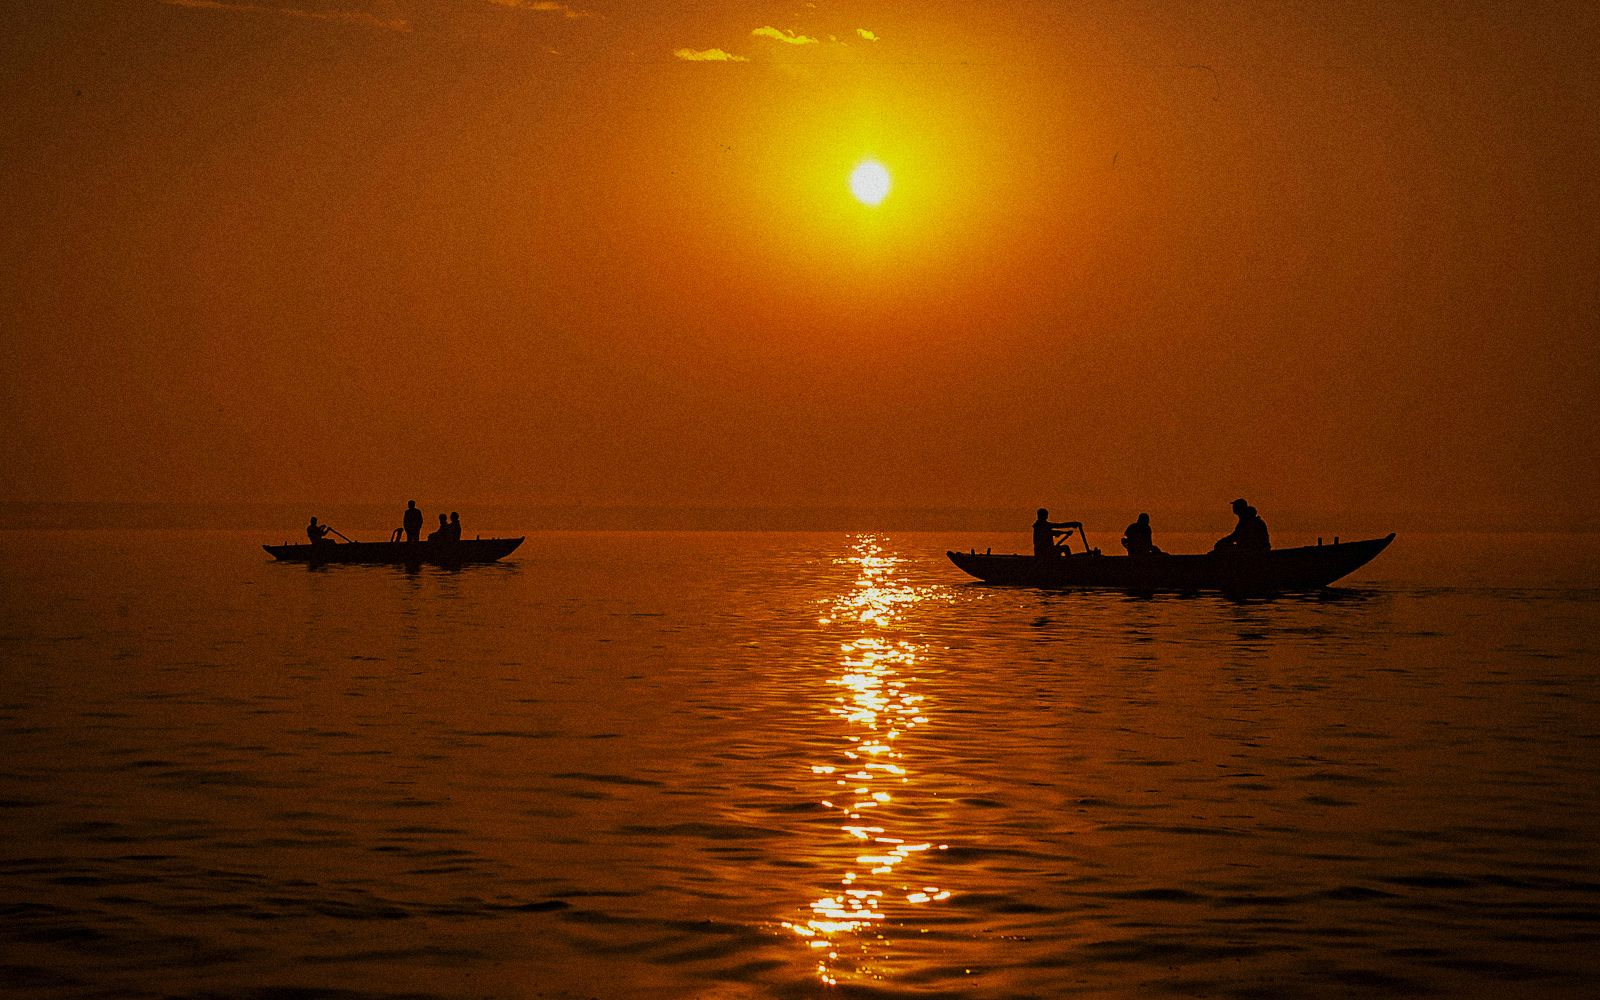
left=2, top=1, right=1596, bottom=526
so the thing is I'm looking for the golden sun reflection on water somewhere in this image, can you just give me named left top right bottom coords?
left=782, top=536, right=951, bottom=987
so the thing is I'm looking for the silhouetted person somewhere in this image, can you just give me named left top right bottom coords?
left=427, top=514, right=448, bottom=542
left=306, top=516, right=334, bottom=545
left=447, top=512, right=462, bottom=542
left=1213, top=498, right=1271, bottom=552
left=403, top=500, right=423, bottom=543
left=1122, top=512, right=1162, bottom=556
left=1032, top=508, right=1074, bottom=558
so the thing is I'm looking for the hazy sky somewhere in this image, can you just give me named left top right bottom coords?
left=2, top=1, right=1596, bottom=525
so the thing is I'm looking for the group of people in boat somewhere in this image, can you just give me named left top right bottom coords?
left=1032, top=498, right=1271, bottom=559
left=401, top=500, right=466, bottom=543
left=305, top=501, right=466, bottom=545
left=311, top=498, right=1270, bottom=556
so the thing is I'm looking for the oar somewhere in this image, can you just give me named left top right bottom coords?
left=1056, top=521, right=1085, bottom=555
left=329, top=528, right=356, bottom=544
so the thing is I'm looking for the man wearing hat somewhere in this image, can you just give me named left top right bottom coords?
left=1213, top=498, right=1271, bottom=552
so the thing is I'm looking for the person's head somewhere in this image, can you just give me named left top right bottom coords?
left=439, top=514, right=448, bottom=524
left=1137, top=513, right=1150, bottom=525
left=407, top=500, right=416, bottom=509
left=450, top=512, right=459, bottom=522
left=1231, top=498, right=1249, bottom=514
left=309, top=516, right=318, bottom=525
left=1037, top=508, right=1049, bottom=520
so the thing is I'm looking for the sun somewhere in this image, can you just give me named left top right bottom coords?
left=849, top=160, right=891, bottom=206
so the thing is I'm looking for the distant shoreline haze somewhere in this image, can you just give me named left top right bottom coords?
left=0, top=501, right=1570, bottom=535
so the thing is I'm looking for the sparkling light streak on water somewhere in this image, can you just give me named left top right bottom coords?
left=783, top=536, right=952, bottom=987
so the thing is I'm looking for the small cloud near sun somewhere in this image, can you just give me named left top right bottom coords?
left=674, top=47, right=748, bottom=62
left=488, top=0, right=590, bottom=17
left=752, top=26, right=818, bottom=45
left=856, top=28, right=879, bottom=41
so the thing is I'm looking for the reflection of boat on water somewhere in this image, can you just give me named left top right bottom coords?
left=948, top=533, right=1395, bottom=592
left=263, top=537, right=524, bottom=565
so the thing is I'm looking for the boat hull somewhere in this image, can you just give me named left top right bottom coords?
left=264, top=537, right=524, bottom=565
left=947, top=534, right=1394, bottom=593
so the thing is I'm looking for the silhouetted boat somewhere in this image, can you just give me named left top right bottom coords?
left=264, top=537, right=524, bottom=565
left=947, top=534, right=1395, bottom=592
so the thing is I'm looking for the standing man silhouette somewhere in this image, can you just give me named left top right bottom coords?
left=403, top=500, right=423, bottom=543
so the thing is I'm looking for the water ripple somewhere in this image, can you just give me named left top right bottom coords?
left=2, top=530, right=1599, bottom=997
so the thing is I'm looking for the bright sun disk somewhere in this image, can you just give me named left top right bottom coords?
left=850, top=160, right=890, bottom=206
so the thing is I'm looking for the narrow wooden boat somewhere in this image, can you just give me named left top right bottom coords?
left=947, top=534, right=1395, bottom=593
left=264, top=536, right=524, bottom=565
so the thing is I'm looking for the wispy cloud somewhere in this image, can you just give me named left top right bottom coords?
left=161, top=0, right=410, bottom=32
left=488, top=0, right=590, bottom=18
left=678, top=22, right=876, bottom=64
left=751, top=26, right=817, bottom=45
left=673, top=47, right=748, bottom=63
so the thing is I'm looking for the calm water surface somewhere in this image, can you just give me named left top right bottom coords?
left=2, top=529, right=1598, bottom=999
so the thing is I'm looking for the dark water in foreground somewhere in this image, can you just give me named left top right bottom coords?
left=2, top=530, right=1598, bottom=999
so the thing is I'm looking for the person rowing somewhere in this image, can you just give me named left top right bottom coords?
left=306, top=516, right=337, bottom=545
left=1032, top=508, right=1077, bottom=558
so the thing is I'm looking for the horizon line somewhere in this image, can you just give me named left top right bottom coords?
left=0, top=500, right=1587, bottom=534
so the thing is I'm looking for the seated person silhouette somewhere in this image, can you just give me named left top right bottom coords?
left=1213, top=498, right=1271, bottom=552
left=427, top=514, right=449, bottom=542
left=306, top=517, right=334, bottom=545
left=1032, top=508, right=1075, bottom=558
left=1121, top=513, right=1163, bottom=556
left=446, top=512, right=462, bottom=542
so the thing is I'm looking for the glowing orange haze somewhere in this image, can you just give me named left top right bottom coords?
left=2, top=2, right=1596, bottom=527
